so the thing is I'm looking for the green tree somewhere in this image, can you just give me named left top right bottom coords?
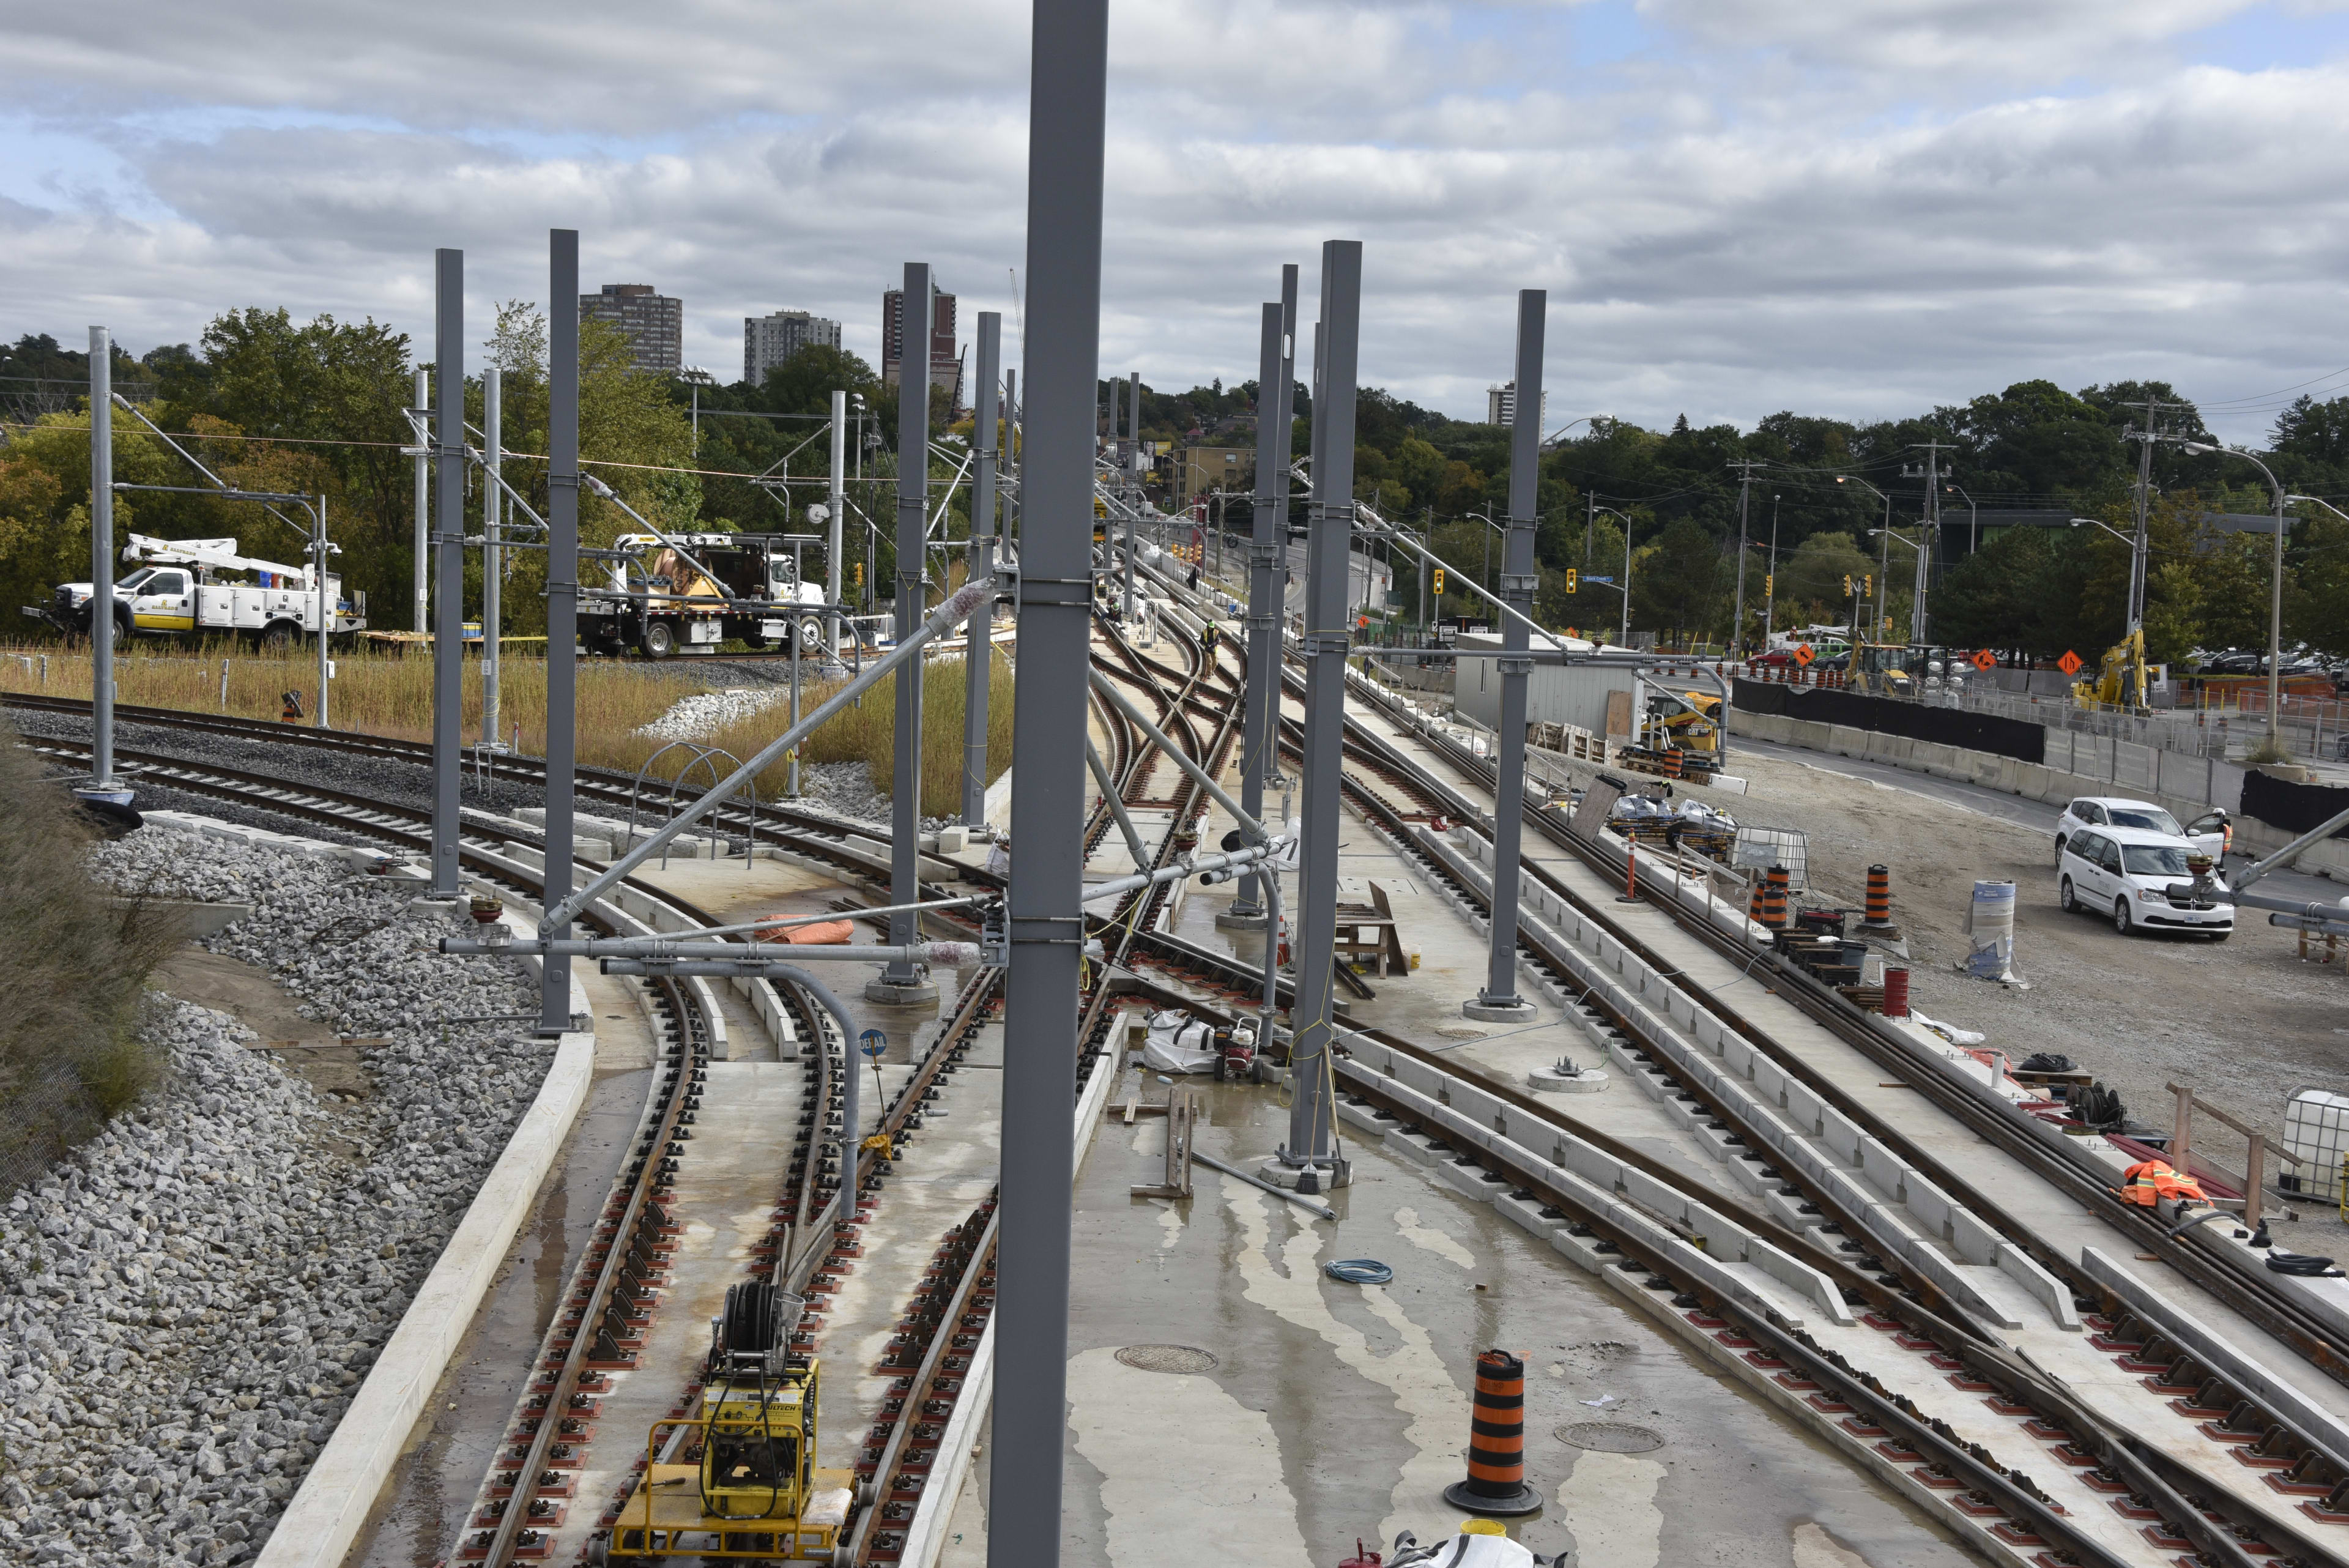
left=1630, top=516, right=1724, bottom=645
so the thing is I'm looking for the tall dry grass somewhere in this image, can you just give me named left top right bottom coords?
left=0, top=639, right=1014, bottom=814
left=0, top=719, right=177, bottom=1197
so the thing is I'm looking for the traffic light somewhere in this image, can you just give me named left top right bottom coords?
left=1565, top=568, right=1578, bottom=594
left=853, top=562, right=864, bottom=589
left=1842, top=574, right=1852, bottom=597
left=1764, top=573, right=1772, bottom=596
left=1865, top=574, right=1873, bottom=597
left=1432, top=567, right=1445, bottom=595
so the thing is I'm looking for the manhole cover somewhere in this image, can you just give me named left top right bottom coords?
left=1115, top=1344, right=1219, bottom=1375
left=1556, top=1422, right=1664, bottom=1453
left=1436, top=1027, right=1488, bottom=1041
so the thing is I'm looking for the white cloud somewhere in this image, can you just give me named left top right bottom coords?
left=2, top=1, right=2348, bottom=444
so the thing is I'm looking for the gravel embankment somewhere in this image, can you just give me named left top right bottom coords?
left=0, top=826, right=551, bottom=1566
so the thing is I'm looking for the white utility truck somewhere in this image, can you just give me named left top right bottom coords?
left=29, top=534, right=364, bottom=648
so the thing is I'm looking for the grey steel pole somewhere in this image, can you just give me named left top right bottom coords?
left=541, top=229, right=581, bottom=1034
left=1468, top=291, right=1546, bottom=1022
left=87, top=327, right=114, bottom=790
left=1226, top=274, right=1296, bottom=932
left=429, top=248, right=464, bottom=899
left=1279, top=239, right=1362, bottom=1189
left=963, top=312, right=1001, bottom=827
left=1120, top=373, right=1138, bottom=623
left=413, top=368, right=430, bottom=633
left=829, top=390, right=847, bottom=658
left=482, top=365, right=502, bottom=749
left=314, top=498, right=331, bottom=731
left=874, top=262, right=937, bottom=1004
left=1731, top=461, right=1752, bottom=656
left=990, top=1, right=1103, bottom=1559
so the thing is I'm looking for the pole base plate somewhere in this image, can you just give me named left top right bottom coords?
left=1463, top=996, right=1538, bottom=1023
left=1441, top=1480, right=1543, bottom=1518
left=1214, top=907, right=1269, bottom=931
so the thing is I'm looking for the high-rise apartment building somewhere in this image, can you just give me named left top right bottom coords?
left=581, top=284, right=683, bottom=376
left=881, top=286, right=962, bottom=409
left=743, top=310, right=844, bottom=387
left=1486, top=381, right=1548, bottom=429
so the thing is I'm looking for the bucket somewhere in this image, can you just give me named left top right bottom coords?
left=1965, top=880, right=2017, bottom=981
left=1883, top=965, right=1910, bottom=1017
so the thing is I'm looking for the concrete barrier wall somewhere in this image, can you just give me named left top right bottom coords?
left=255, top=1033, right=595, bottom=1568
left=1729, top=708, right=2349, bottom=879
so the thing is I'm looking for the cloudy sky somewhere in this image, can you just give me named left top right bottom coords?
left=7, top=0, right=2349, bottom=440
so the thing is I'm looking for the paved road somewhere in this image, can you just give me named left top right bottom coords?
left=1730, top=734, right=2344, bottom=908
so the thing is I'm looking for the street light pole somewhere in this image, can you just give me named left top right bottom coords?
left=1764, top=494, right=1779, bottom=648
left=2185, top=442, right=2290, bottom=754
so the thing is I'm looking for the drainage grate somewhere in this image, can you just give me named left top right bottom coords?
left=1115, top=1344, right=1219, bottom=1375
left=1556, top=1422, right=1664, bottom=1453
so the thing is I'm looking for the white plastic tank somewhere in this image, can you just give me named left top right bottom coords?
left=1964, top=880, right=2017, bottom=981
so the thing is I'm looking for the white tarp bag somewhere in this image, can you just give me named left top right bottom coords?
left=1142, top=1009, right=1219, bottom=1074
left=1390, top=1531, right=1542, bottom=1567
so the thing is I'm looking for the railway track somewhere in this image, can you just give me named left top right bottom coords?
left=23, top=566, right=2349, bottom=1566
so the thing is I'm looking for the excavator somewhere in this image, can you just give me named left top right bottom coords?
left=2070, top=625, right=2151, bottom=714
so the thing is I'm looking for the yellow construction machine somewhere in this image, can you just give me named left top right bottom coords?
left=598, top=1283, right=853, bottom=1564
left=2071, top=626, right=2151, bottom=713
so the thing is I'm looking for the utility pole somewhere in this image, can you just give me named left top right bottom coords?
left=2121, top=393, right=2176, bottom=633
left=1226, top=267, right=1297, bottom=934
left=1277, top=239, right=1362, bottom=1194
left=86, top=327, right=116, bottom=792
left=1729, top=459, right=1762, bottom=655
left=429, top=249, right=464, bottom=901
left=961, top=311, right=1001, bottom=828
left=540, top=228, right=580, bottom=1036
left=991, top=0, right=1104, bottom=1558
left=481, top=365, right=502, bottom=749
left=1466, top=289, right=1545, bottom=1025
left=874, top=262, right=938, bottom=1006
left=412, top=368, right=429, bottom=632
left=1899, top=441, right=1951, bottom=644
left=1763, top=494, right=1779, bottom=647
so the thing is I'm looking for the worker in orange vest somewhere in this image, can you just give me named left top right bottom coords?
left=2122, top=1159, right=2205, bottom=1208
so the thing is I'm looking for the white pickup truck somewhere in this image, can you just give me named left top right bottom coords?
left=29, top=534, right=364, bottom=648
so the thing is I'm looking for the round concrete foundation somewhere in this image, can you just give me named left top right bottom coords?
left=1462, top=996, right=1538, bottom=1023
left=1255, top=1156, right=1353, bottom=1192
left=1214, top=907, right=1269, bottom=931
left=863, top=977, right=941, bottom=1007
left=1528, top=1067, right=1609, bottom=1093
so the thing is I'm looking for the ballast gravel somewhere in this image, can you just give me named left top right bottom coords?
left=0, top=824, right=551, bottom=1566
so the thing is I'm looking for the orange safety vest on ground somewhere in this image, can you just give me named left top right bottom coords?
left=2123, top=1159, right=2205, bottom=1206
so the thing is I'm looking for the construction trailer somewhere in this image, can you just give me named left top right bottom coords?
left=579, top=532, right=829, bottom=659
left=28, top=533, right=363, bottom=647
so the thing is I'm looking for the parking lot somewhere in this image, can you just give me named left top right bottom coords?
left=1721, top=738, right=2349, bottom=1212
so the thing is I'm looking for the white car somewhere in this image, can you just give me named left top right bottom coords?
left=2058, top=826, right=2233, bottom=938
left=2055, top=796, right=2228, bottom=866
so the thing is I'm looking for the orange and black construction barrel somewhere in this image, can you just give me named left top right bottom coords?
left=1747, top=880, right=1767, bottom=926
left=1762, top=864, right=1791, bottom=931
left=1442, top=1349, right=1543, bottom=1516
left=1664, top=748, right=1685, bottom=779
left=1863, top=864, right=1893, bottom=926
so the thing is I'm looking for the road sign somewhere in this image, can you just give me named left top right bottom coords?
left=1792, top=643, right=1815, bottom=668
left=2057, top=650, right=2082, bottom=676
left=859, top=1028, right=887, bottom=1060
left=1972, top=648, right=1996, bottom=672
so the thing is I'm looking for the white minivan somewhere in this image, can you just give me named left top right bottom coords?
left=2055, top=797, right=2229, bottom=865
left=2058, top=827, right=2233, bottom=938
